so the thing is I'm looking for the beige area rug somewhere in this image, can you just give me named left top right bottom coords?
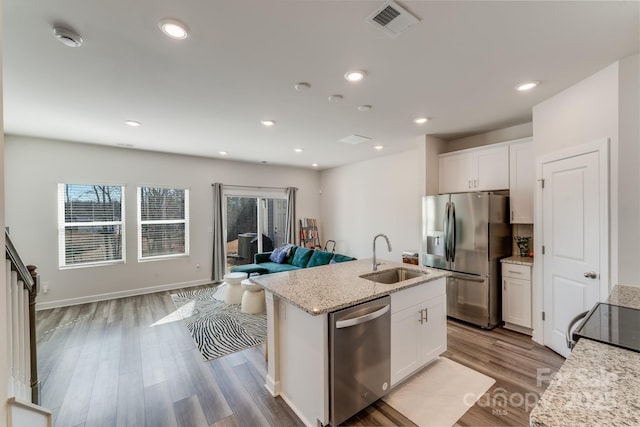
left=383, top=357, right=495, bottom=427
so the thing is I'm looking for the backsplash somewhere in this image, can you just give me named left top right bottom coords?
left=512, top=224, right=533, bottom=257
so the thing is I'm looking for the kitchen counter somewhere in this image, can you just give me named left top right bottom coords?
left=250, top=258, right=448, bottom=315
left=530, top=284, right=640, bottom=427
left=501, top=255, right=534, bottom=266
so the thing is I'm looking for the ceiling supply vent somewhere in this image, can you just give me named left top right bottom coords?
left=366, top=1, right=420, bottom=38
left=339, top=134, right=372, bottom=145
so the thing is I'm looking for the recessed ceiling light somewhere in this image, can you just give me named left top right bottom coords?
left=414, top=117, right=429, bottom=124
left=261, top=120, right=276, bottom=127
left=125, top=120, right=141, bottom=127
left=312, top=163, right=319, bottom=168
left=357, top=105, right=372, bottom=112
left=294, top=148, right=303, bottom=153
left=294, top=82, right=311, bottom=91
left=219, top=151, right=228, bottom=155
left=328, top=94, right=344, bottom=102
left=159, top=18, right=190, bottom=40
left=374, top=145, right=384, bottom=150
left=515, top=81, right=540, bottom=92
left=344, top=70, right=367, bottom=82
left=53, top=25, right=83, bottom=48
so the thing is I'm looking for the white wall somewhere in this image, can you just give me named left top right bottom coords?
left=617, top=54, right=640, bottom=284
left=320, top=144, right=424, bottom=262
left=1, top=0, right=9, bottom=419
left=531, top=55, right=640, bottom=340
left=444, top=122, right=533, bottom=153
left=4, top=135, right=321, bottom=308
left=533, top=61, right=620, bottom=287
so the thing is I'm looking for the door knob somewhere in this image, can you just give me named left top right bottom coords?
left=584, top=271, right=598, bottom=279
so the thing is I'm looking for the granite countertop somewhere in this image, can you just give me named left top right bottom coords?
left=249, top=258, right=448, bottom=315
left=501, top=255, right=534, bottom=266
left=530, top=284, right=640, bottom=427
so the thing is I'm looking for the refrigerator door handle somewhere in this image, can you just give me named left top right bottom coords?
left=444, top=202, right=451, bottom=261
left=450, top=202, right=456, bottom=262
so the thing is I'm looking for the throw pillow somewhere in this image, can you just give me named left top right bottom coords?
left=307, top=250, right=333, bottom=268
left=269, top=244, right=294, bottom=264
left=291, top=246, right=314, bottom=268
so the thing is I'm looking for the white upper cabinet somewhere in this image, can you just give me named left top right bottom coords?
left=439, top=143, right=509, bottom=194
left=509, top=138, right=534, bottom=223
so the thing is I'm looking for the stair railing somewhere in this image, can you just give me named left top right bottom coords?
left=5, top=230, right=40, bottom=405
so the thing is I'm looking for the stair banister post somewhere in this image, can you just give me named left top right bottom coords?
left=27, top=265, right=40, bottom=405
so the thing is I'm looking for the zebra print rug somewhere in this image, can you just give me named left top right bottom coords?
left=171, top=287, right=267, bottom=361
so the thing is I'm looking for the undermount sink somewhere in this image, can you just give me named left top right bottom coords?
left=359, top=267, right=430, bottom=284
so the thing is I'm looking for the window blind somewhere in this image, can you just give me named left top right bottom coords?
left=58, top=184, right=125, bottom=267
left=138, top=187, right=189, bottom=259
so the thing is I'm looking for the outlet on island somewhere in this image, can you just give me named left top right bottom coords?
left=42, top=282, right=49, bottom=294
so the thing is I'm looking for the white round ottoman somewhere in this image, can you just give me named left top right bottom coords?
left=223, top=272, right=247, bottom=305
left=241, top=279, right=266, bottom=314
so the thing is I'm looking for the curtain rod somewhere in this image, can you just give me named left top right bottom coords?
left=214, top=184, right=298, bottom=191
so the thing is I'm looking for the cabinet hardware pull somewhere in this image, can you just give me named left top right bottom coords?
left=474, top=179, right=478, bottom=188
left=424, top=308, right=428, bottom=322
left=418, top=309, right=424, bottom=324
left=468, top=180, right=472, bottom=189
left=508, top=270, right=522, bottom=274
left=503, top=280, right=506, bottom=291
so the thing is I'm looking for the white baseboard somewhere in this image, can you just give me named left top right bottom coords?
left=278, top=392, right=316, bottom=427
left=35, top=279, right=215, bottom=310
left=265, top=375, right=280, bottom=397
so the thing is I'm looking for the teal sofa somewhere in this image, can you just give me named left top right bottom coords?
left=230, top=245, right=355, bottom=276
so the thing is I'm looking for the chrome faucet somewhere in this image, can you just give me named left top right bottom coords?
left=372, top=233, right=392, bottom=271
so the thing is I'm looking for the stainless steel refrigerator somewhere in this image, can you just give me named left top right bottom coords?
left=422, top=192, right=512, bottom=329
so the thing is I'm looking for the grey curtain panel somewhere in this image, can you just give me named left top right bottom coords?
left=285, top=187, right=297, bottom=245
left=211, top=183, right=225, bottom=282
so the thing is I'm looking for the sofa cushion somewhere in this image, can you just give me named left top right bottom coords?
left=331, top=253, right=356, bottom=263
left=259, top=262, right=300, bottom=274
left=291, top=246, right=314, bottom=268
left=306, top=250, right=334, bottom=268
left=286, top=246, right=298, bottom=264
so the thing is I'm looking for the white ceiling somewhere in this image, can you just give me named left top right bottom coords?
left=3, top=1, right=639, bottom=170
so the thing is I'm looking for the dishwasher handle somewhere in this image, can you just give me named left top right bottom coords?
left=336, top=304, right=390, bottom=329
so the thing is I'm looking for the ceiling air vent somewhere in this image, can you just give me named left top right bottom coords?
left=340, top=134, right=371, bottom=145
left=366, top=1, right=420, bottom=38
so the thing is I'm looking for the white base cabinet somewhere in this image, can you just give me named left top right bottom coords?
left=502, top=262, right=532, bottom=332
left=390, top=278, right=446, bottom=386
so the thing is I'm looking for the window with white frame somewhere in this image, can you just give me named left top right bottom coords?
left=58, top=183, right=125, bottom=268
left=138, top=187, right=189, bottom=260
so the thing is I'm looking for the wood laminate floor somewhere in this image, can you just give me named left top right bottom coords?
left=36, top=286, right=565, bottom=427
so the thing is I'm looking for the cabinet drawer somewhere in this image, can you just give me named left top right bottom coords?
left=391, top=278, right=445, bottom=314
left=502, top=263, right=531, bottom=279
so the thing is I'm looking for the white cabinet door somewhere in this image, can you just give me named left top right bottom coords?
left=439, top=153, right=472, bottom=194
left=390, top=278, right=447, bottom=387
left=509, top=139, right=534, bottom=223
left=419, top=294, right=447, bottom=363
left=390, top=305, right=421, bottom=386
left=502, top=276, right=532, bottom=328
left=474, top=145, right=509, bottom=191
left=438, top=144, right=509, bottom=194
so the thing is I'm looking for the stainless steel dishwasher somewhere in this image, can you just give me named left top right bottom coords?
left=329, top=295, right=391, bottom=426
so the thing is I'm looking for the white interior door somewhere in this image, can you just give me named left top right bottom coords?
left=542, top=150, right=603, bottom=357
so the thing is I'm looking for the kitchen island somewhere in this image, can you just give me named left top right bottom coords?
left=529, top=284, right=640, bottom=426
left=250, top=259, right=448, bottom=427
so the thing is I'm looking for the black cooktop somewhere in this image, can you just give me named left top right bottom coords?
left=573, top=303, right=640, bottom=353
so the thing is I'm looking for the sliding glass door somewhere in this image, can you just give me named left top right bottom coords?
left=224, top=191, right=287, bottom=269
